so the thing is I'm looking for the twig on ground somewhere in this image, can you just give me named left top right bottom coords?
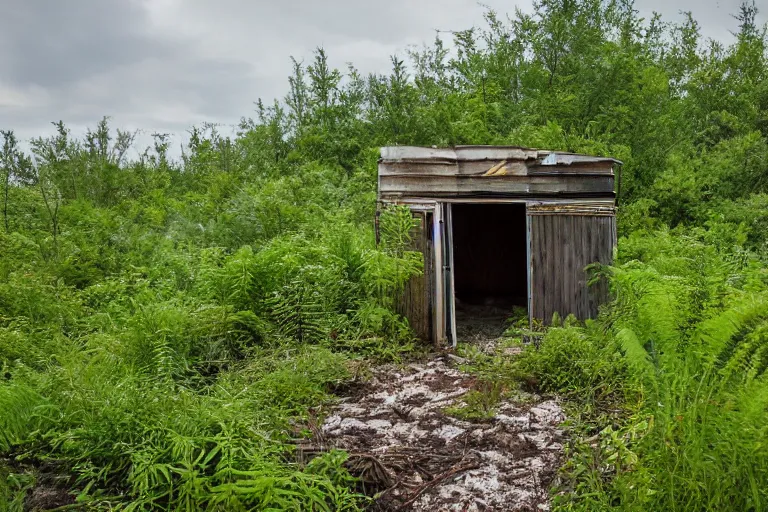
left=398, top=462, right=480, bottom=510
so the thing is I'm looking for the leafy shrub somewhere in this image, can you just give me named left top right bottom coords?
left=0, top=346, right=363, bottom=510
left=517, top=324, right=632, bottom=405
left=548, top=228, right=768, bottom=512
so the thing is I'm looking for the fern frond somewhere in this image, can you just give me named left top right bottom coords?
left=268, top=279, right=327, bottom=344
left=719, top=320, right=768, bottom=384
left=0, top=383, right=47, bottom=451
left=616, top=327, right=654, bottom=372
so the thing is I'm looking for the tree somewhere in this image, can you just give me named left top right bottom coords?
left=1, top=130, right=33, bottom=232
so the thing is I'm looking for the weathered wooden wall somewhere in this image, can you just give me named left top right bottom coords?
left=379, top=174, right=615, bottom=199
left=528, top=206, right=616, bottom=324
left=378, top=145, right=617, bottom=201
left=394, top=211, right=432, bottom=341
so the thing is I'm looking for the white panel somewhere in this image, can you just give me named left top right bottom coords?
left=433, top=204, right=445, bottom=345
left=445, top=203, right=457, bottom=348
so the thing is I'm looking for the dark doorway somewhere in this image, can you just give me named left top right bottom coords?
left=451, top=203, right=528, bottom=344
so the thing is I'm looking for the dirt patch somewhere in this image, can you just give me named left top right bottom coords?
left=25, top=484, right=75, bottom=511
left=0, top=457, right=76, bottom=512
left=455, top=303, right=510, bottom=346
left=455, top=301, right=526, bottom=353
left=314, top=356, right=565, bottom=511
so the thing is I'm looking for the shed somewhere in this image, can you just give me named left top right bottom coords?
left=377, top=145, right=620, bottom=347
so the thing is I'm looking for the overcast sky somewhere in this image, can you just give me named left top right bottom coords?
left=0, top=0, right=763, bottom=156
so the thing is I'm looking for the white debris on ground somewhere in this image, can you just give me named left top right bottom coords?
left=319, top=357, right=566, bottom=511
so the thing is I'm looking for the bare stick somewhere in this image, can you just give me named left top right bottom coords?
left=398, top=462, right=480, bottom=510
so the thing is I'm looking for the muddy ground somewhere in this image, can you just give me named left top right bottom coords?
left=312, top=356, right=565, bottom=511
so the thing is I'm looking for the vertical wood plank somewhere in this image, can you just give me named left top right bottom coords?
left=529, top=212, right=615, bottom=324
left=395, top=211, right=430, bottom=340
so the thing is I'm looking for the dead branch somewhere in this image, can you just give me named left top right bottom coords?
left=398, top=462, right=480, bottom=510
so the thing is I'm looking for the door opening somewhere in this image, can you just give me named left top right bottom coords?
left=450, top=203, right=528, bottom=343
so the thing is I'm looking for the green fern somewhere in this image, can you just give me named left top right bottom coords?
left=615, top=327, right=655, bottom=373
left=0, top=383, right=45, bottom=451
left=268, top=279, right=327, bottom=344
left=718, top=318, right=768, bottom=384
left=378, top=204, right=419, bottom=257
left=692, top=296, right=768, bottom=384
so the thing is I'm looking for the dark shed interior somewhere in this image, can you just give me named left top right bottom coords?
left=452, top=203, right=528, bottom=339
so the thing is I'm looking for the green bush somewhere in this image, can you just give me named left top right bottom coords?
left=544, top=227, right=768, bottom=512
left=517, top=324, right=632, bottom=405
left=1, top=2, right=767, bottom=508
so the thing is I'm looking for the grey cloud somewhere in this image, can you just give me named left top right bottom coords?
left=0, top=0, right=764, bottom=153
left=0, top=0, right=176, bottom=88
left=633, top=0, right=761, bottom=44
left=177, top=0, right=492, bottom=46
